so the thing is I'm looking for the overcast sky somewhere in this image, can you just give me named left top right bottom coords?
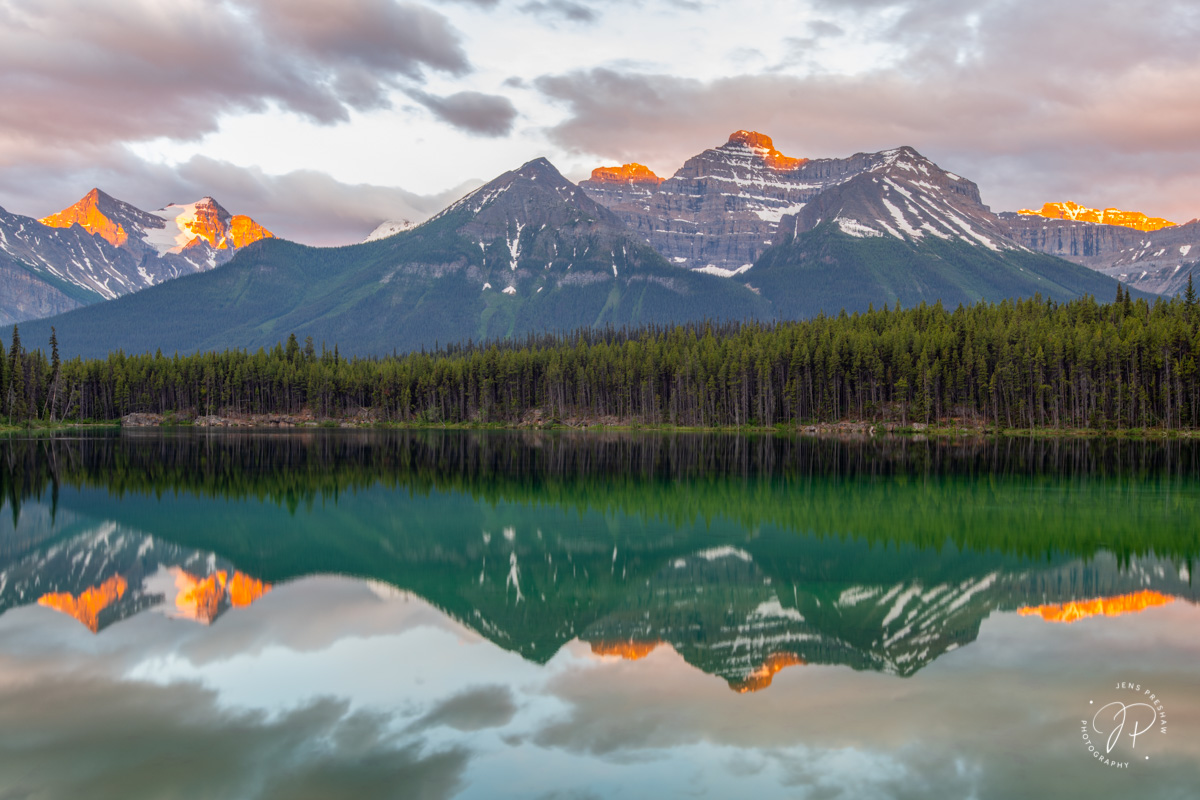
left=1, top=0, right=1197, bottom=244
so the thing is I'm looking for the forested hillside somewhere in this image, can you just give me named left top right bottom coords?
left=3, top=284, right=1199, bottom=430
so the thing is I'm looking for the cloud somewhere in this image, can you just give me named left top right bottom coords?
left=0, top=0, right=469, bottom=156
left=408, top=685, right=519, bottom=732
left=535, top=1, right=1200, bottom=221
left=0, top=678, right=469, bottom=800
left=0, top=153, right=481, bottom=246
left=410, top=90, right=520, bottom=137
left=525, top=621, right=1200, bottom=798
left=519, top=0, right=599, bottom=23
left=806, top=19, right=844, bottom=37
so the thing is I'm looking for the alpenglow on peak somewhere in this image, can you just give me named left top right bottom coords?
left=724, top=130, right=808, bottom=171
left=1017, top=201, right=1175, bottom=232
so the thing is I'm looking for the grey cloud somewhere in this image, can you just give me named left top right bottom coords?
left=807, top=20, right=844, bottom=37
left=0, top=154, right=482, bottom=247
left=408, top=685, right=518, bottom=732
left=0, top=678, right=469, bottom=800
left=410, top=90, right=519, bottom=137
left=261, top=0, right=470, bottom=78
left=0, top=0, right=469, bottom=156
left=520, top=0, right=599, bottom=23
left=782, top=20, right=845, bottom=54
left=535, top=0, right=1200, bottom=221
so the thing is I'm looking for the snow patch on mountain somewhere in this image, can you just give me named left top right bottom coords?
left=836, top=218, right=883, bottom=238
left=143, top=203, right=200, bottom=254
left=695, top=263, right=754, bottom=277
left=364, top=219, right=416, bottom=242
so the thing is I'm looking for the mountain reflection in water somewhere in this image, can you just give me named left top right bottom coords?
left=0, top=430, right=1198, bottom=798
left=2, top=430, right=1197, bottom=685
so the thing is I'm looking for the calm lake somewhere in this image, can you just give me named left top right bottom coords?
left=1, top=430, right=1197, bottom=799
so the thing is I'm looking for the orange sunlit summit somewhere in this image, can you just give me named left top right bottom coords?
left=589, top=163, right=664, bottom=186
left=1017, top=201, right=1175, bottom=232
left=38, top=188, right=129, bottom=247
left=726, top=130, right=808, bottom=171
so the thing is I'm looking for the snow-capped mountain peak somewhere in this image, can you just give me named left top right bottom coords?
left=143, top=197, right=273, bottom=255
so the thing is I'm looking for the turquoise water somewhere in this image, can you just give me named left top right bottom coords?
left=0, top=431, right=1196, bottom=798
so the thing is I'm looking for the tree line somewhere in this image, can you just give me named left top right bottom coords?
left=3, top=281, right=1199, bottom=430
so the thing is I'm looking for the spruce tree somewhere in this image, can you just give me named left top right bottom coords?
left=1185, top=272, right=1197, bottom=310
left=48, top=327, right=61, bottom=421
left=7, top=326, right=24, bottom=421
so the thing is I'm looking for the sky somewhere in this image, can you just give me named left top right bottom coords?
left=1, top=0, right=1198, bottom=245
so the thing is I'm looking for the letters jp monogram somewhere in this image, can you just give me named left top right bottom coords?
left=1093, top=702, right=1158, bottom=753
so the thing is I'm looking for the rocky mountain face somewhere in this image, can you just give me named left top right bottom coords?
left=781, top=146, right=1009, bottom=249
left=738, top=146, right=1126, bottom=315
left=581, top=130, right=893, bottom=275
left=0, top=190, right=274, bottom=325
left=425, top=156, right=681, bottom=289
left=580, top=131, right=1043, bottom=282
left=999, top=213, right=1200, bottom=296
left=0, top=246, right=91, bottom=325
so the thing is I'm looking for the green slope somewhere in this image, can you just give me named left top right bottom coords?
left=749, top=221, right=1134, bottom=317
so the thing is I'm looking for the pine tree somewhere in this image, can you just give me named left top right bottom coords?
left=1185, top=272, right=1197, bottom=310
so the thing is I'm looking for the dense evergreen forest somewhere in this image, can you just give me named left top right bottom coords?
left=3, top=283, right=1199, bottom=430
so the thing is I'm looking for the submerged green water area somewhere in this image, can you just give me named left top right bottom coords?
left=0, top=431, right=1197, bottom=798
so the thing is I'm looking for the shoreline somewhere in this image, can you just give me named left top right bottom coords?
left=3, top=413, right=1199, bottom=439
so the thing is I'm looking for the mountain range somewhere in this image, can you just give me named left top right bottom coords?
left=10, top=132, right=1196, bottom=357
left=0, top=190, right=272, bottom=325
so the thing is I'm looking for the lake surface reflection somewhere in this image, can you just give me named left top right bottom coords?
left=1, top=431, right=1197, bottom=798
